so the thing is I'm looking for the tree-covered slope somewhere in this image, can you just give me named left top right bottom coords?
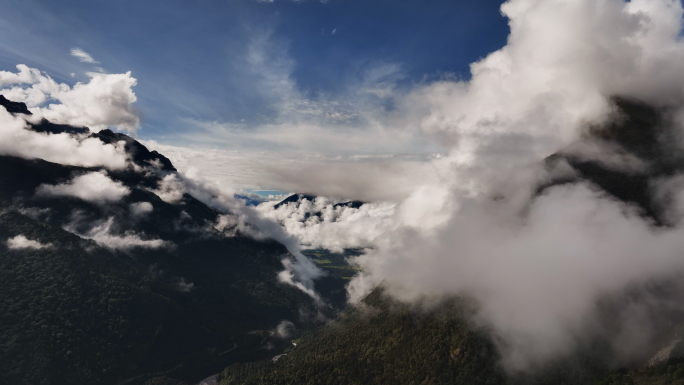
left=217, top=287, right=623, bottom=385
left=219, top=289, right=505, bottom=385
left=0, top=98, right=335, bottom=384
left=0, top=177, right=319, bottom=385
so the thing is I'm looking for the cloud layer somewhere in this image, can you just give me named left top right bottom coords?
left=257, top=196, right=395, bottom=252
left=0, top=107, right=129, bottom=169
left=0, top=64, right=140, bottom=132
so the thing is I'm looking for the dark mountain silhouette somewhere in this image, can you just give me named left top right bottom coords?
left=29, top=119, right=90, bottom=135
left=0, top=95, right=31, bottom=115
left=275, top=193, right=365, bottom=210
left=274, top=194, right=366, bottom=214
left=91, top=129, right=176, bottom=172
left=273, top=194, right=317, bottom=209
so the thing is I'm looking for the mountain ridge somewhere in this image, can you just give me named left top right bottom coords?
left=0, top=96, right=339, bottom=385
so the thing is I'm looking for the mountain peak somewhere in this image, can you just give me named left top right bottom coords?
left=0, top=95, right=32, bottom=115
left=91, top=129, right=176, bottom=172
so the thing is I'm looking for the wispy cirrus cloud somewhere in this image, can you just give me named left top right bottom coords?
left=177, top=31, right=440, bottom=159
left=70, top=48, right=99, bottom=64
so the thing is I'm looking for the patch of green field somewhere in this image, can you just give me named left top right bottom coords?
left=324, top=265, right=361, bottom=271
left=313, top=259, right=331, bottom=264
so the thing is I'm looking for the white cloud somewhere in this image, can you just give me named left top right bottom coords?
left=149, top=168, right=325, bottom=299
left=332, top=0, right=684, bottom=372
left=257, top=196, right=396, bottom=252
left=401, top=0, right=684, bottom=167
left=180, top=32, right=438, bottom=158
left=129, top=201, right=153, bottom=217
left=0, top=107, right=129, bottom=169
left=180, top=118, right=442, bottom=158
left=70, top=217, right=169, bottom=250
left=150, top=174, right=186, bottom=203
left=6, top=235, right=51, bottom=250
left=274, top=320, right=295, bottom=339
left=143, top=140, right=443, bottom=202
left=36, top=171, right=130, bottom=202
left=70, top=48, right=100, bottom=64
left=0, top=64, right=43, bottom=87
left=0, top=64, right=140, bottom=133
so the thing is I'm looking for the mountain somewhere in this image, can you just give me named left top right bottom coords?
left=215, top=97, right=684, bottom=385
left=274, top=194, right=364, bottom=211
left=540, top=96, right=684, bottom=223
left=219, top=288, right=508, bottom=385
left=217, top=288, right=684, bottom=385
left=5, top=94, right=684, bottom=385
left=0, top=97, right=342, bottom=385
left=218, top=286, right=628, bottom=385
left=0, top=95, right=31, bottom=115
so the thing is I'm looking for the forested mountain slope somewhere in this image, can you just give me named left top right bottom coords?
left=0, top=97, right=334, bottom=385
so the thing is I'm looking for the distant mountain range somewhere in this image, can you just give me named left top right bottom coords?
left=272, top=194, right=364, bottom=211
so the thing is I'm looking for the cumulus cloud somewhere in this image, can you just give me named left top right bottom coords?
left=0, top=107, right=129, bottom=169
left=314, top=0, right=684, bottom=372
left=36, top=171, right=130, bottom=202
left=70, top=48, right=100, bottom=64
left=257, top=196, right=395, bottom=252
left=6, top=235, right=50, bottom=250
left=0, top=64, right=140, bottom=132
left=349, top=181, right=684, bottom=367
left=402, top=0, right=684, bottom=165
left=150, top=174, right=186, bottom=203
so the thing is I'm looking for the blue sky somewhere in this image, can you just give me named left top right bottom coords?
left=0, top=0, right=509, bottom=154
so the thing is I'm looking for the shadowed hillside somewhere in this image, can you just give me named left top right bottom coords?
left=0, top=98, right=345, bottom=385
